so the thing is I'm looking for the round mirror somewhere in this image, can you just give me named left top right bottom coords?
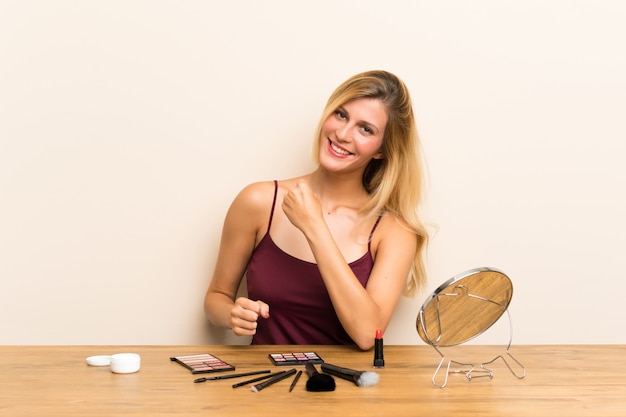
left=416, top=267, right=513, bottom=347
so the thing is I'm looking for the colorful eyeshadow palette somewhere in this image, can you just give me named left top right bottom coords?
left=170, top=353, right=236, bottom=374
left=268, top=352, right=324, bottom=366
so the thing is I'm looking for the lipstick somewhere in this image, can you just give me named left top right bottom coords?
left=373, top=329, right=385, bottom=368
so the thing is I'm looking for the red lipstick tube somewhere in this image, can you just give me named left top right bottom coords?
left=373, top=329, right=385, bottom=368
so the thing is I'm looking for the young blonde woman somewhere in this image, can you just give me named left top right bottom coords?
left=204, top=70, right=428, bottom=350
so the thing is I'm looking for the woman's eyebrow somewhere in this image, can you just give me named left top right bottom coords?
left=336, top=106, right=382, bottom=134
left=361, top=120, right=381, bottom=134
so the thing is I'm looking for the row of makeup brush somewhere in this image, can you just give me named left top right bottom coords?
left=194, top=362, right=379, bottom=392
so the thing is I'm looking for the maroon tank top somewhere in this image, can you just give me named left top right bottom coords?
left=246, top=181, right=380, bottom=345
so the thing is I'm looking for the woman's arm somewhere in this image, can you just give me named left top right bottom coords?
left=309, top=215, right=415, bottom=350
left=203, top=182, right=272, bottom=336
left=282, top=181, right=417, bottom=350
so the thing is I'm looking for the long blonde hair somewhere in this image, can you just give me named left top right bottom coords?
left=312, top=70, right=428, bottom=296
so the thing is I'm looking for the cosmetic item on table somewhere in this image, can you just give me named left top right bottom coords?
left=289, top=370, right=303, bottom=392
left=86, top=355, right=113, bottom=367
left=304, top=362, right=336, bottom=392
left=232, top=370, right=289, bottom=388
left=194, top=370, right=271, bottom=383
left=251, top=368, right=297, bottom=393
left=321, top=363, right=379, bottom=387
left=86, top=353, right=141, bottom=374
left=373, top=328, right=385, bottom=368
left=170, top=353, right=235, bottom=374
left=268, top=351, right=324, bottom=366
left=110, top=353, right=141, bottom=374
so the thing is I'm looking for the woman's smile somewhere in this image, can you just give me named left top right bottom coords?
left=328, top=139, right=353, bottom=157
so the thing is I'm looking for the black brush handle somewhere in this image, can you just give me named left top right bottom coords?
left=320, top=363, right=359, bottom=381
left=289, top=370, right=302, bottom=392
left=232, top=370, right=286, bottom=388
left=305, top=362, right=320, bottom=377
left=251, top=368, right=296, bottom=392
left=194, top=369, right=270, bottom=383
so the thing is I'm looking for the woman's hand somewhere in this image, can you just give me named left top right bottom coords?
left=281, top=181, right=324, bottom=234
left=230, top=297, right=270, bottom=336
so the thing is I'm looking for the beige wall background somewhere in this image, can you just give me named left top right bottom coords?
left=1, top=0, right=624, bottom=346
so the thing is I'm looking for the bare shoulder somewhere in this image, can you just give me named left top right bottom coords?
left=225, top=181, right=277, bottom=229
left=233, top=181, right=277, bottom=208
left=372, top=213, right=418, bottom=253
left=240, top=177, right=307, bottom=202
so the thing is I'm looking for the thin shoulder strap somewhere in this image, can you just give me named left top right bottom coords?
left=267, top=180, right=278, bottom=230
left=367, top=215, right=383, bottom=251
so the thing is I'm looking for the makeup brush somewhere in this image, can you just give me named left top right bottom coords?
left=305, top=362, right=336, bottom=392
left=251, top=368, right=296, bottom=393
left=321, top=363, right=380, bottom=387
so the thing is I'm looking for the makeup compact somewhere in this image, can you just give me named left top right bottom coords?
left=268, top=352, right=324, bottom=366
left=170, top=353, right=235, bottom=374
left=86, top=355, right=113, bottom=367
left=110, top=353, right=141, bottom=374
left=86, top=353, right=141, bottom=374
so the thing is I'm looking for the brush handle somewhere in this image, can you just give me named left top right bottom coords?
left=289, top=370, right=302, bottom=392
left=305, top=362, right=320, bottom=377
left=194, top=369, right=270, bottom=383
left=320, top=363, right=360, bottom=381
left=232, top=370, right=286, bottom=388
left=251, top=368, right=296, bottom=392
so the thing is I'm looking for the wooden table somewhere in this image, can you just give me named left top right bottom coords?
left=1, top=345, right=625, bottom=416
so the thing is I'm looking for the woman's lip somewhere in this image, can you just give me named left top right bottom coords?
left=328, top=139, right=352, bottom=156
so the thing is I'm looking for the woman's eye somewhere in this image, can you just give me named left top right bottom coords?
left=361, top=125, right=373, bottom=134
left=335, top=110, right=347, bottom=120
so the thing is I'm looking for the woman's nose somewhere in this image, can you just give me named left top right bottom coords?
left=336, top=123, right=351, bottom=142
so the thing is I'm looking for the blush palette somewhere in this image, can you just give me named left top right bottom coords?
left=268, top=352, right=324, bottom=366
left=170, top=353, right=236, bottom=374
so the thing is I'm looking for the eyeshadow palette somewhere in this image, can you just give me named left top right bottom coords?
left=268, top=352, right=324, bottom=366
left=170, top=353, right=236, bottom=374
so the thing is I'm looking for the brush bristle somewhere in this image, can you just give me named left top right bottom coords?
left=355, top=371, right=379, bottom=387
left=305, top=374, right=336, bottom=392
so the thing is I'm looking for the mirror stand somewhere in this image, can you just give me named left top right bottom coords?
left=426, top=310, right=526, bottom=388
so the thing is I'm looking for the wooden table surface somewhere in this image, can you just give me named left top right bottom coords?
left=1, top=344, right=625, bottom=416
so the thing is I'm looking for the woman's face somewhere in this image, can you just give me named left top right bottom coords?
left=319, top=98, right=387, bottom=174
